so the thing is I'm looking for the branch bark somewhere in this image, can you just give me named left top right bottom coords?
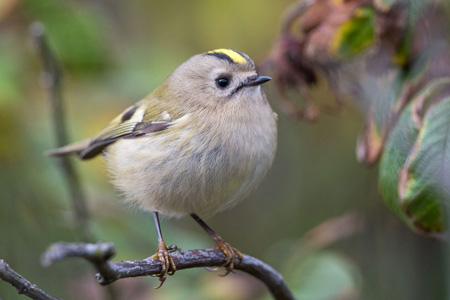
left=0, top=259, right=60, bottom=300
left=41, top=242, right=296, bottom=300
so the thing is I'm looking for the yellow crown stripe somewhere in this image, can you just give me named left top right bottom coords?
left=207, top=49, right=247, bottom=64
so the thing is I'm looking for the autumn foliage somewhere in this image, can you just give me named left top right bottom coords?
left=262, top=0, right=450, bottom=236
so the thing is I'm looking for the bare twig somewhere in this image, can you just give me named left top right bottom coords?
left=42, top=242, right=296, bottom=300
left=0, top=259, right=60, bottom=300
left=29, top=22, right=93, bottom=242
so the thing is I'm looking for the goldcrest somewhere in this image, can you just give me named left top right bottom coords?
left=47, top=49, right=278, bottom=287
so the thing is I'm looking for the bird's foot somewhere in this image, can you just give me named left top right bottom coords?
left=150, top=240, right=177, bottom=288
left=212, top=234, right=243, bottom=276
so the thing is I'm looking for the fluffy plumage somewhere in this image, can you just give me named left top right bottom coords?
left=47, top=49, right=278, bottom=218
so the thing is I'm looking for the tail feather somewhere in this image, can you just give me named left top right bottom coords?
left=45, top=139, right=90, bottom=158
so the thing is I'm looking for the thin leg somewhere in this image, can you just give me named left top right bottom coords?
left=150, top=211, right=176, bottom=288
left=191, top=213, right=242, bottom=275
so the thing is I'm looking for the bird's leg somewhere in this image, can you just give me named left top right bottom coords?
left=191, top=213, right=242, bottom=275
left=150, top=211, right=176, bottom=288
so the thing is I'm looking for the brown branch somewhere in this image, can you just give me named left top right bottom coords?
left=29, top=22, right=93, bottom=242
left=41, top=242, right=296, bottom=300
left=0, top=259, right=60, bottom=300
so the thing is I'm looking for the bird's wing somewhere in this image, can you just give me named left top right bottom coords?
left=45, top=98, right=182, bottom=160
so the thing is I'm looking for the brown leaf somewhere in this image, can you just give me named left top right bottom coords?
left=302, top=0, right=370, bottom=63
left=356, top=111, right=383, bottom=164
left=397, top=163, right=411, bottom=203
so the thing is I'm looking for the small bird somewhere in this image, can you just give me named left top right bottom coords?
left=46, top=49, right=278, bottom=287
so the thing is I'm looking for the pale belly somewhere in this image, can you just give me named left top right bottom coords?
left=104, top=127, right=276, bottom=218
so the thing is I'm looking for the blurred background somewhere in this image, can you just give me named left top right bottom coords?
left=0, top=0, right=447, bottom=299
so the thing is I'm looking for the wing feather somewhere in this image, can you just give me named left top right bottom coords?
left=46, top=98, right=182, bottom=160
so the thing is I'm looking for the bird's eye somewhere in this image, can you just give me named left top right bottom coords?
left=216, top=77, right=230, bottom=88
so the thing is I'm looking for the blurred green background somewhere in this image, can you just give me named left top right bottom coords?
left=0, top=0, right=446, bottom=299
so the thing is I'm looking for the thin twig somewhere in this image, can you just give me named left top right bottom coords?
left=0, top=259, right=60, bottom=300
left=29, top=22, right=93, bottom=242
left=42, top=242, right=296, bottom=300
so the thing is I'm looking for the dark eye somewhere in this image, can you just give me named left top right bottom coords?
left=216, top=77, right=230, bottom=88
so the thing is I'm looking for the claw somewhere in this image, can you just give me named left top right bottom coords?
left=190, top=213, right=243, bottom=276
left=150, top=240, right=177, bottom=288
left=213, top=234, right=243, bottom=276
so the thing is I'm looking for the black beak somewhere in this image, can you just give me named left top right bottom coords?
left=245, top=75, right=271, bottom=87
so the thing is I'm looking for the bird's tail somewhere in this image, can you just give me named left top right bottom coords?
left=44, top=139, right=90, bottom=158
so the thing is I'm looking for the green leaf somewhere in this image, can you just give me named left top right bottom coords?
left=379, top=78, right=450, bottom=233
left=290, top=252, right=361, bottom=300
left=356, top=71, right=404, bottom=164
left=330, top=7, right=375, bottom=59
left=379, top=100, right=418, bottom=225
left=397, top=97, right=450, bottom=232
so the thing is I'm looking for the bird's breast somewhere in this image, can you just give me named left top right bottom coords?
left=105, top=105, right=277, bottom=218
